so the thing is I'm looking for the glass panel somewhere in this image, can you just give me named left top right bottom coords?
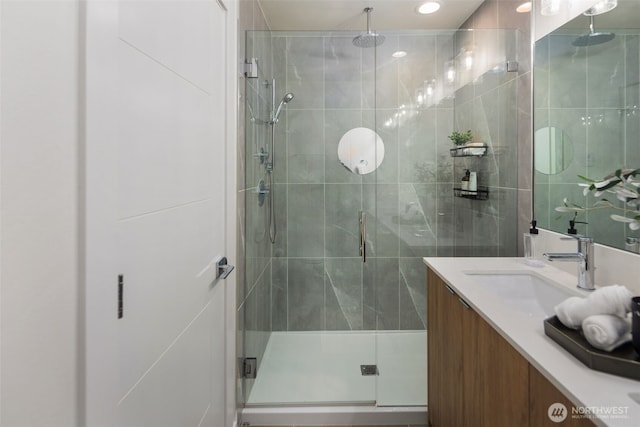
left=243, top=31, right=379, bottom=406
left=371, top=28, right=520, bottom=406
left=241, top=30, right=274, bottom=407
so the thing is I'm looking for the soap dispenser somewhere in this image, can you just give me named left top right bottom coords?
left=524, top=220, right=543, bottom=267
left=461, top=169, right=470, bottom=195
left=468, top=171, right=478, bottom=193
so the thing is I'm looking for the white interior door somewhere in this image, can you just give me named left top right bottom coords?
left=86, top=1, right=233, bottom=426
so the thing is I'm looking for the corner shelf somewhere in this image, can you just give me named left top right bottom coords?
left=449, top=144, right=488, bottom=157
left=454, top=187, right=489, bottom=200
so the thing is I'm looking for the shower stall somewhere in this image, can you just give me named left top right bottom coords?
left=239, top=25, right=522, bottom=419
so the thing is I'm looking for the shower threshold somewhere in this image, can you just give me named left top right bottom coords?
left=241, top=405, right=428, bottom=426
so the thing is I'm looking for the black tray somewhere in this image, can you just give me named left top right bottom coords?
left=544, top=315, right=640, bottom=381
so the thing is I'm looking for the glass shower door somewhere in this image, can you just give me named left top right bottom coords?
left=241, top=30, right=381, bottom=406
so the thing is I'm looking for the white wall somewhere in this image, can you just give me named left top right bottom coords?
left=0, top=1, right=82, bottom=426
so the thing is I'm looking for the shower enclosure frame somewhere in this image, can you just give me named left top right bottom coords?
left=239, top=26, right=522, bottom=421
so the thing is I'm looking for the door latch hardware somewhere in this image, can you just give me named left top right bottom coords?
left=360, top=364, right=378, bottom=376
left=216, top=256, right=235, bottom=279
left=118, top=274, right=124, bottom=319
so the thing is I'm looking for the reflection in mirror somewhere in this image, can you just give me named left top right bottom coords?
left=534, top=0, right=640, bottom=252
left=534, top=127, right=573, bottom=175
left=337, top=127, right=385, bottom=175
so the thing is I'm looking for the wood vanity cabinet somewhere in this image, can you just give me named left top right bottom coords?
left=530, top=366, right=596, bottom=427
left=427, top=268, right=595, bottom=427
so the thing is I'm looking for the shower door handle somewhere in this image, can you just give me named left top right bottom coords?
left=359, top=211, right=366, bottom=263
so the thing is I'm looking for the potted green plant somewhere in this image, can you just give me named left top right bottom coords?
left=448, top=130, right=473, bottom=146
left=556, top=168, right=640, bottom=231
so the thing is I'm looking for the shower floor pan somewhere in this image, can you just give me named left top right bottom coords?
left=243, top=331, right=427, bottom=425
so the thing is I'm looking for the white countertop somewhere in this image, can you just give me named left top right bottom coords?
left=424, top=257, right=640, bottom=427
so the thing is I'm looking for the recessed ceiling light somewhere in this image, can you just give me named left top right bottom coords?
left=516, top=2, right=532, bottom=13
left=392, top=51, right=407, bottom=58
left=417, top=1, right=441, bottom=15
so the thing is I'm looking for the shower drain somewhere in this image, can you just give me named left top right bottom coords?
left=360, top=364, right=379, bottom=376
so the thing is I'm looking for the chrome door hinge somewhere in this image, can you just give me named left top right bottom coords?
left=240, top=357, right=257, bottom=379
left=244, top=58, right=258, bottom=78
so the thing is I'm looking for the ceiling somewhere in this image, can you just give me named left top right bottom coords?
left=257, top=0, right=488, bottom=31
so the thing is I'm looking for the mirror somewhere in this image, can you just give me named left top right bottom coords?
left=337, top=127, right=385, bottom=175
left=534, top=0, right=640, bottom=252
left=534, top=127, right=573, bottom=175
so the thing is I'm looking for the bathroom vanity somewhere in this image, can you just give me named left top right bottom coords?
left=425, top=257, right=640, bottom=427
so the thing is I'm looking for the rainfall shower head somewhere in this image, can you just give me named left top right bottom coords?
left=572, top=15, right=615, bottom=47
left=353, top=7, right=385, bottom=48
left=272, top=92, right=294, bottom=123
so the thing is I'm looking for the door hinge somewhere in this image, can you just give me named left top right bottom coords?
left=118, top=274, right=124, bottom=319
left=244, top=58, right=258, bottom=79
left=240, top=357, right=257, bottom=379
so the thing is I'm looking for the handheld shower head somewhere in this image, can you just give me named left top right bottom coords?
left=272, top=92, right=294, bottom=123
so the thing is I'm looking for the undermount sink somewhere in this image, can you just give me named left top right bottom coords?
left=464, top=272, right=580, bottom=317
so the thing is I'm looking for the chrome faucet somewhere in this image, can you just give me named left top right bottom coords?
left=543, top=235, right=595, bottom=291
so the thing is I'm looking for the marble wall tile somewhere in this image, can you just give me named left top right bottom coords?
left=547, top=108, right=588, bottom=184
left=287, top=110, right=325, bottom=183
left=517, top=74, right=532, bottom=192
left=398, top=184, right=438, bottom=257
left=372, top=258, right=400, bottom=330
left=436, top=184, right=456, bottom=257
left=498, top=78, right=518, bottom=189
left=364, top=183, right=399, bottom=258
left=586, top=35, right=626, bottom=109
left=373, top=35, right=399, bottom=109
left=324, top=109, right=364, bottom=184
left=325, top=184, right=363, bottom=258
left=325, top=258, right=363, bottom=330
left=272, top=183, right=288, bottom=258
left=288, top=258, right=325, bottom=331
left=324, top=36, right=363, bottom=109
left=286, top=37, right=324, bottom=110
left=271, top=258, right=288, bottom=331
left=586, top=108, right=625, bottom=180
left=497, top=188, right=518, bottom=256
left=287, top=184, right=324, bottom=257
left=362, top=109, right=398, bottom=184
left=399, top=277, right=424, bottom=330
left=397, top=34, right=438, bottom=108
left=400, top=258, right=427, bottom=329
left=549, top=34, right=587, bottom=109
left=435, top=108, right=455, bottom=183
left=398, top=109, right=437, bottom=183
left=256, top=262, right=272, bottom=332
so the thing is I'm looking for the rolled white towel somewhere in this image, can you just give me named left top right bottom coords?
left=582, top=314, right=632, bottom=352
left=554, top=284, right=633, bottom=329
